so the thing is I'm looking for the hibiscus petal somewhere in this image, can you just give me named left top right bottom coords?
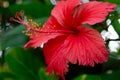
left=24, top=33, right=59, bottom=49
left=64, top=26, right=109, bottom=67
left=24, top=17, right=64, bottom=49
left=51, top=0, right=81, bottom=27
left=43, top=36, right=68, bottom=80
left=73, top=1, right=116, bottom=25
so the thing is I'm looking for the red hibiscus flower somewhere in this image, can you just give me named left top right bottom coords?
left=10, top=0, right=116, bottom=80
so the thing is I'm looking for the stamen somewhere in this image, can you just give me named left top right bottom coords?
left=15, top=12, right=21, bottom=20
left=10, top=10, right=74, bottom=37
left=10, top=10, right=24, bottom=24
left=22, top=18, right=42, bottom=36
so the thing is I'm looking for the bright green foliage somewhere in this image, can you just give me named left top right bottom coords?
left=5, top=47, right=41, bottom=80
left=101, top=0, right=120, bottom=5
left=5, top=47, right=57, bottom=80
left=0, top=26, right=27, bottom=50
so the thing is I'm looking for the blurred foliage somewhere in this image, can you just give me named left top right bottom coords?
left=9, top=2, right=53, bottom=18
left=5, top=47, right=56, bottom=80
left=0, top=25, right=27, bottom=50
left=0, top=0, right=120, bottom=80
left=101, top=0, right=120, bottom=5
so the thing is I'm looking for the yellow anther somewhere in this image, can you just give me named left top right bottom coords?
left=42, top=24, right=45, bottom=28
left=28, top=19, right=32, bottom=22
left=26, top=33, right=32, bottom=36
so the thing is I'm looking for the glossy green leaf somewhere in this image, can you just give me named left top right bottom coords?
left=108, top=12, right=120, bottom=37
left=0, top=25, right=28, bottom=50
left=116, top=5, right=120, bottom=14
left=5, top=47, right=44, bottom=80
left=0, top=71, right=16, bottom=79
left=111, top=18, right=120, bottom=37
left=102, top=54, right=120, bottom=71
left=9, top=2, right=53, bottom=18
left=39, top=68, right=57, bottom=80
left=101, top=0, right=120, bottom=5
left=73, top=74, right=101, bottom=80
left=101, top=70, right=120, bottom=80
left=74, top=70, right=120, bottom=80
left=34, top=17, right=48, bottom=25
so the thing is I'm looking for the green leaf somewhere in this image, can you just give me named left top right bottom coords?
left=101, top=70, right=120, bottom=80
left=102, top=54, right=120, bottom=71
left=0, top=71, right=16, bottom=79
left=34, top=17, right=48, bottom=25
left=39, top=68, right=57, bottom=80
left=111, top=18, right=120, bottom=37
left=0, top=25, right=28, bottom=50
left=73, top=74, right=101, bottom=80
left=9, top=2, right=53, bottom=18
left=108, top=12, right=120, bottom=37
left=116, top=5, right=120, bottom=14
left=101, top=0, right=120, bottom=5
left=5, top=47, right=44, bottom=80
left=73, top=70, right=120, bottom=80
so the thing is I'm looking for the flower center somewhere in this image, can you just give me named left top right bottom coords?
left=71, top=28, right=80, bottom=35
